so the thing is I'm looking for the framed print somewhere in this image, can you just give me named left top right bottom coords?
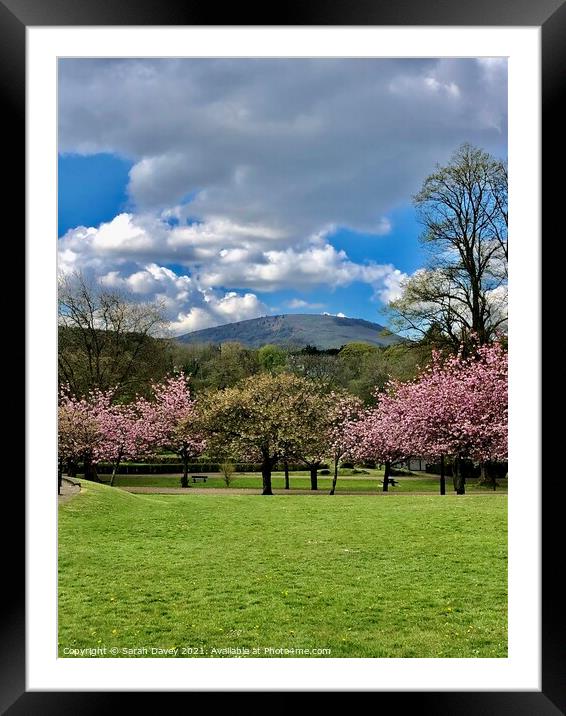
left=6, top=0, right=561, bottom=709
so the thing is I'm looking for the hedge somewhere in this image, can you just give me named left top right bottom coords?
left=92, top=461, right=329, bottom=475
left=424, top=460, right=507, bottom=479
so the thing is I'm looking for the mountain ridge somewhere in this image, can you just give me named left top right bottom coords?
left=176, top=313, right=403, bottom=349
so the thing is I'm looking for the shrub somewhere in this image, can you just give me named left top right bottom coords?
left=220, top=461, right=236, bottom=487
left=319, top=469, right=330, bottom=475
left=359, top=459, right=376, bottom=469
left=93, top=460, right=325, bottom=475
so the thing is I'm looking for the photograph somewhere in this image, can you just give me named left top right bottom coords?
left=56, top=56, right=509, bottom=660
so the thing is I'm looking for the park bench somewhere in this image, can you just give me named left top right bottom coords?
left=381, top=478, right=400, bottom=487
left=191, top=475, right=208, bottom=483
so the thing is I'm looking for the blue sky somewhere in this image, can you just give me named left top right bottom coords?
left=58, top=58, right=507, bottom=334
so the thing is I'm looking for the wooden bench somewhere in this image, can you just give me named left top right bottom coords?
left=381, top=478, right=400, bottom=487
left=191, top=475, right=208, bottom=483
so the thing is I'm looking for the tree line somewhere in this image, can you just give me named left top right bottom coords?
left=58, top=143, right=508, bottom=494
left=59, top=340, right=507, bottom=496
left=59, top=292, right=431, bottom=405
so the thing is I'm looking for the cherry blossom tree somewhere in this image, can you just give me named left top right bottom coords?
left=97, top=401, right=154, bottom=486
left=373, top=342, right=508, bottom=494
left=140, top=374, right=206, bottom=487
left=380, top=371, right=457, bottom=495
left=58, top=386, right=113, bottom=481
left=347, top=390, right=410, bottom=492
left=327, top=392, right=364, bottom=495
left=443, top=342, right=507, bottom=491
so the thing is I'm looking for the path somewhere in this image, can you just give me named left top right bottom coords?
left=120, top=486, right=505, bottom=496
left=58, top=477, right=81, bottom=503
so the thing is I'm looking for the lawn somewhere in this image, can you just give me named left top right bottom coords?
left=97, top=471, right=507, bottom=493
left=59, top=480, right=507, bottom=658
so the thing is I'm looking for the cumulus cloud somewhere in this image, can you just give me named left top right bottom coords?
left=374, top=268, right=407, bottom=303
left=99, top=262, right=268, bottom=335
left=58, top=58, right=506, bottom=328
left=286, top=298, right=325, bottom=310
left=59, top=212, right=408, bottom=302
left=59, top=58, right=507, bottom=237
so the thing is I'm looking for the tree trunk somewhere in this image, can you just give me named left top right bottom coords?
left=109, top=449, right=123, bottom=487
left=284, top=458, right=290, bottom=490
left=453, top=456, right=466, bottom=495
left=330, top=456, right=339, bottom=495
left=67, top=460, right=77, bottom=478
left=83, top=456, right=100, bottom=482
left=310, top=465, right=318, bottom=491
left=479, top=461, right=497, bottom=490
left=440, top=454, right=446, bottom=495
left=261, top=459, right=273, bottom=495
left=180, top=452, right=189, bottom=488
left=383, top=461, right=391, bottom=492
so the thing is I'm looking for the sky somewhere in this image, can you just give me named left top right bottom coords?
left=58, top=58, right=507, bottom=336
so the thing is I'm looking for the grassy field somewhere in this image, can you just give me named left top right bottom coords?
left=96, top=470, right=507, bottom=493
left=59, top=480, right=507, bottom=658
left=94, top=469, right=507, bottom=494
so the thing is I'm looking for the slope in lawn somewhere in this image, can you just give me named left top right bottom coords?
left=59, top=480, right=507, bottom=657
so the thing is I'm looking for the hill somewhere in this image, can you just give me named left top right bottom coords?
left=176, top=314, right=403, bottom=350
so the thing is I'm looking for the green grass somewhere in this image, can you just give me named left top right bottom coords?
left=97, top=471, right=507, bottom=493
left=59, top=480, right=507, bottom=657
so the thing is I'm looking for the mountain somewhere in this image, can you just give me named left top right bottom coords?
left=176, top=314, right=404, bottom=350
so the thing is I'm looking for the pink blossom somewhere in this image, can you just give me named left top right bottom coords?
left=138, top=374, right=206, bottom=461
left=347, top=343, right=507, bottom=465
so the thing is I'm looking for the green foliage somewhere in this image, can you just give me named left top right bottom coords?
left=196, top=373, right=331, bottom=469
left=257, top=344, right=287, bottom=373
left=337, top=342, right=426, bottom=403
left=220, top=461, right=236, bottom=487
left=338, top=342, right=378, bottom=359
left=59, top=481, right=507, bottom=657
left=60, top=314, right=427, bottom=403
left=58, top=326, right=175, bottom=401
left=58, top=273, right=171, bottom=400
left=171, top=342, right=259, bottom=393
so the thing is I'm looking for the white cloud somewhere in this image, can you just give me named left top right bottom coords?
left=373, top=268, right=406, bottom=303
left=199, top=242, right=407, bottom=294
left=171, top=291, right=267, bottom=335
left=59, top=213, right=407, bottom=302
left=59, top=58, right=506, bottom=239
left=58, top=58, right=506, bottom=327
left=286, top=298, right=325, bottom=309
left=99, top=262, right=268, bottom=336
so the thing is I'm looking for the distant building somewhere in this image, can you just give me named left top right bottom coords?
left=407, top=457, right=427, bottom=472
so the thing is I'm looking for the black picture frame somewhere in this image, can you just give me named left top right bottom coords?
left=7, top=0, right=559, bottom=710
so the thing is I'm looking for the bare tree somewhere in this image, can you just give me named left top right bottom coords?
left=389, top=144, right=508, bottom=352
left=58, top=272, right=170, bottom=397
